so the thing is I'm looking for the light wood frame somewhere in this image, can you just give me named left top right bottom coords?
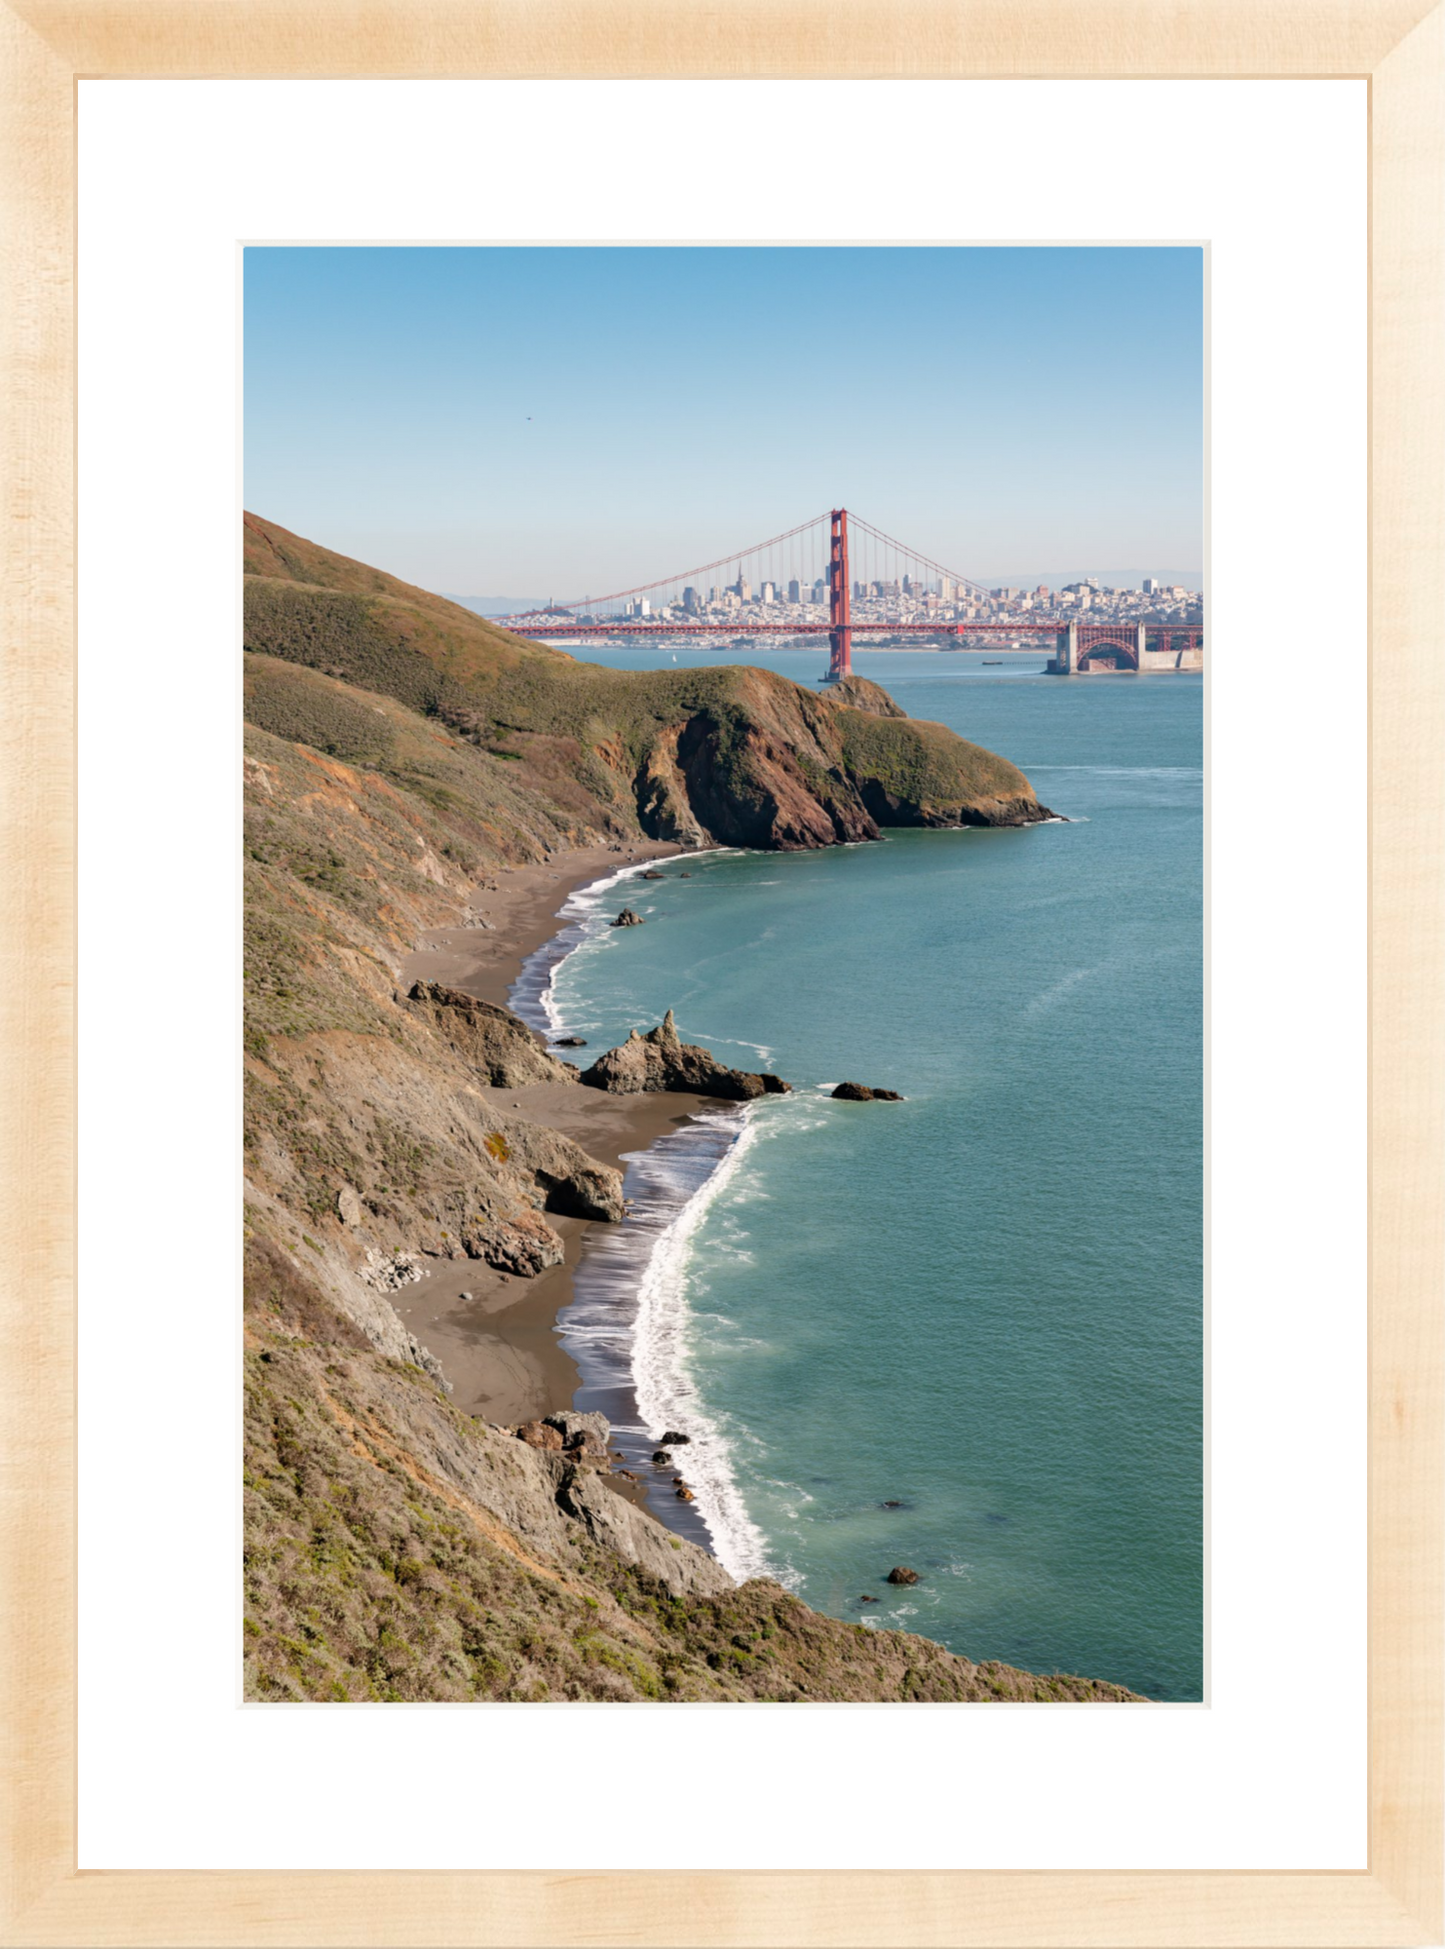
left=2, top=5, right=1441, bottom=1944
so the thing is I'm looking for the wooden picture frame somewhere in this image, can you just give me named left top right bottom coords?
left=2, top=4, right=1440, bottom=1943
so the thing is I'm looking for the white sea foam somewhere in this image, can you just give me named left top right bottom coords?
left=511, top=845, right=797, bottom=1585
left=626, top=1106, right=783, bottom=1582
left=509, top=849, right=738, bottom=1039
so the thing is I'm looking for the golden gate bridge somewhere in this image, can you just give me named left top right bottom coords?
left=491, top=508, right=1204, bottom=679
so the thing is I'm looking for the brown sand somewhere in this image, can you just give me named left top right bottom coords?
left=404, top=839, right=681, bottom=1009
left=395, top=841, right=714, bottom=1426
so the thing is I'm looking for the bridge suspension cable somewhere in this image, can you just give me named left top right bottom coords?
left=846, top=514, right=989, bottom=600
left=499, top=512, right=834, bottom=619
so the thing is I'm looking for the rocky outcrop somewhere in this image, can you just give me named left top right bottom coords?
left=887, top=1566, right=921, bottom=1586
left=543, top=1409, right=611, bottom=1457
left=550, top=1456, right=731, bottom=1596
left=820, top=673, right=908, bottom=718
left=515, top=1419, right=564, bottom=1451
left=831, top=1082, right=904, bottom=1102
left=611, top=907, right=645, bottom=928
left=581, top=1011, right=791, bottom=1101
left=466, top=1206, right=564, bottom=1275
left=635, top=724, right=711, bottom=848
left=475, top=1112, right=626, bottom=1223
left=407, top=980, right=572, bottom=1086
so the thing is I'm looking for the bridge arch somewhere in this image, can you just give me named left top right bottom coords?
left=1076, top=627, right=1140, bottom=671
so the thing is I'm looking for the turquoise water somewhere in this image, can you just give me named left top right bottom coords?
left=536, top=649, right=1201, bottom=1702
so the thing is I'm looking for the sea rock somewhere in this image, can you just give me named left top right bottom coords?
left=641, top=870, right=665, bottom=879
left=515, top=1419, right=564, bottom=1451
left=886, top=1565, right=920, bottom=1586
left=660, top=1430, right=691, bottom=1446
left=407, top=980, right=572, bottom=1087
left=553, top=1035, right=587, bottom=1048
left=676, top=1486, right=695, bottom=1503
left=544, top=1409, right=611, bottom=1458
left=831, top=1082, right=904, bottom=1102
left=612, top=907, right=645, bottom=928
left=581, top=1010, right=791, bottom=1101
left=652, top=1450, right=672, bottom=1466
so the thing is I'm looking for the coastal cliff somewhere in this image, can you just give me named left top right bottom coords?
left=243, top=512, right=1050, bottom=849
left=242, top=515, right=1135, bottom=1703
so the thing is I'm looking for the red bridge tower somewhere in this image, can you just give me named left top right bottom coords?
left=825, top=507, right=852, bottom=683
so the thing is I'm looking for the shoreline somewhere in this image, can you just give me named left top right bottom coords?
left=393, top=838, right=718, bottom=1432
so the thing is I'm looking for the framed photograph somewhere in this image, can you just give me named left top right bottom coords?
left=2, top=4, right=1440, bottom=1944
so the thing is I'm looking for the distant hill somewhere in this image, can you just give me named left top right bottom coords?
left=981, top=569, right=1204, bottom=593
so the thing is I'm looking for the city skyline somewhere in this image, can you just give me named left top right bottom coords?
left=244, top=245, right=1204, bottom=595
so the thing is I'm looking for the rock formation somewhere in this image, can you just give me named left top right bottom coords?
left=581, top=1011, right=791, bottom=1101
left=406, top=980, right=573, bottom=1087
left=831, top=1081, right=905, bottom=1102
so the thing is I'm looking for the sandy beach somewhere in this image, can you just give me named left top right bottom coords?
left=395, top=839, right=716, bottom=1426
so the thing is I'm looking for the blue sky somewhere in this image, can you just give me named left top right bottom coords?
left=244, top=246, right=1203, bottom=596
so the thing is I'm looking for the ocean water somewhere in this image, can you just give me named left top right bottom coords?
left=515, top=649, right=1202, bottom=1702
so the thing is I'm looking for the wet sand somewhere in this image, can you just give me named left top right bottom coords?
left=404, top=839, right=681, bottom=1010
left=395, top=842, right=713, bottom=1427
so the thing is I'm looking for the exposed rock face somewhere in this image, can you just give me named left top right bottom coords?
left=543, top=1409, right=611, bottom=1458
left=477, top=1112, right=626, bottom=1223
left=549, top=1458, right=732, bottom=1596
left=515, top=1419, right=564, bottom=1451
left=581, top=1011, right=791, bottom=1101
left=407, top=980, right=572, bottom=1086
left=887, top=1565, right=921, bottom=1586
left=467, top=1206, right=564, bottom=1275
left=831, top=1082, right=905, bottom=1102
left=635, top=723, right=712, bottom=848
left=612, top=907, right=645, bottom=928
